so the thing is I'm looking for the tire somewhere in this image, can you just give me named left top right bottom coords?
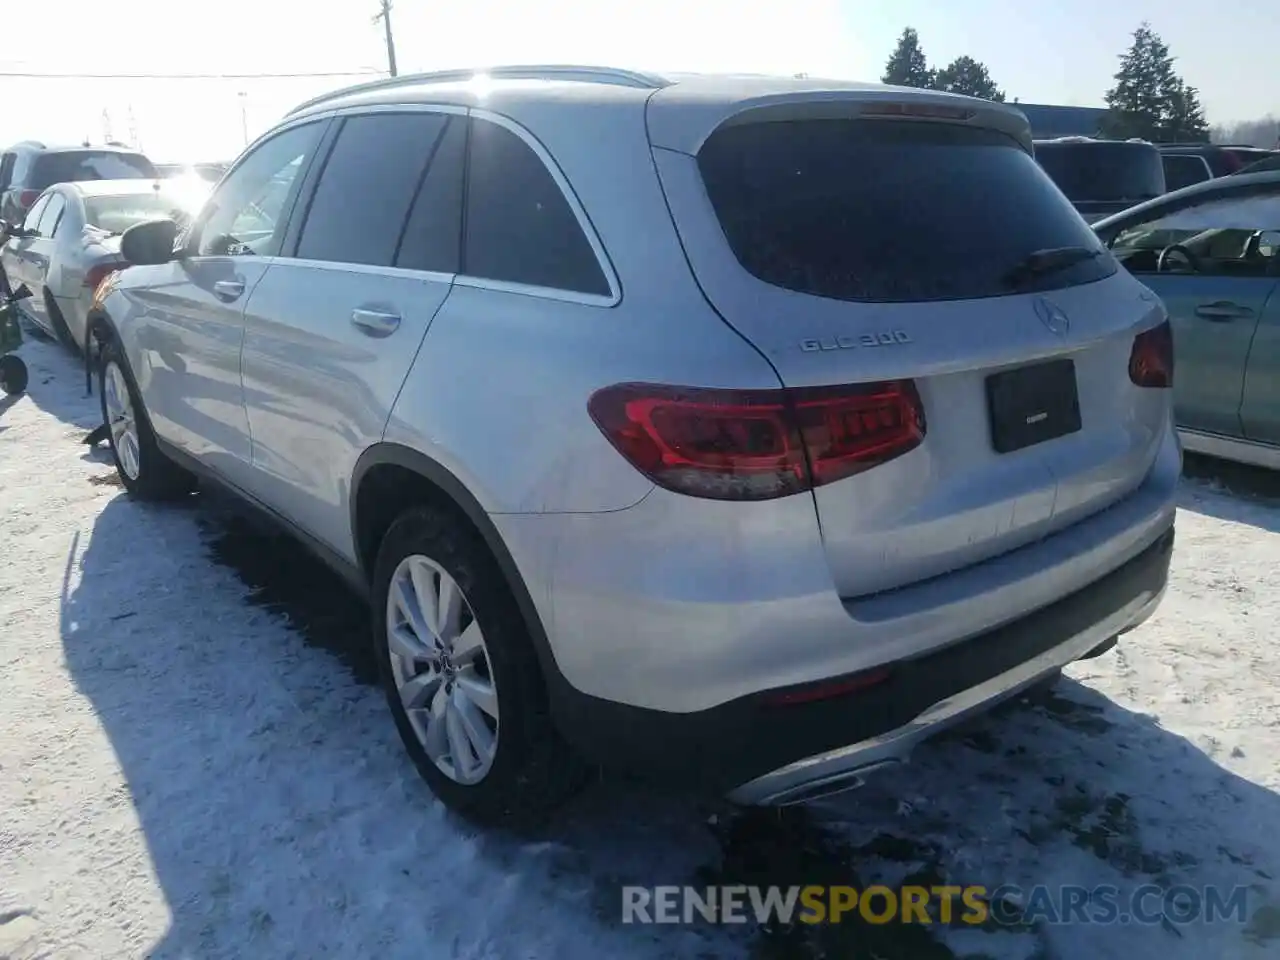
left=98, top=338, right=194, bottom=500
left=372, top=506, right=586, bottom=826
left=0, top=354, right=27, bottom=395
left=44, top=291, right=78, bottom=353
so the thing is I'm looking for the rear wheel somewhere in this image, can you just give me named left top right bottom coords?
left=98, top=339, right=193, bottom=499
left=372, top=506, right=586, bottom=825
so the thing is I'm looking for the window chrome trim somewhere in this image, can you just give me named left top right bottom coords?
left=451, top=273, right=617, bottom=306
left=466, top=107, right=622, bottom=306
left=264, top=256, right=455, bottom=285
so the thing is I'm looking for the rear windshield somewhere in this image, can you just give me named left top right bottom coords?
left=30, top=151, right=157, bottom=189
left=697, top=119, right=1115, bottom=304
left=1033, top=141, right=1165, bottom=203
left=85, top=192, right=188, bottom=235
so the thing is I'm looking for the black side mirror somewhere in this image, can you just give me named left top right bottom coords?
left=0, top=220, right=32, bottom=241
left=120, top=218, right=180, bottom=266
left=9, top=283, right=32, bottom=302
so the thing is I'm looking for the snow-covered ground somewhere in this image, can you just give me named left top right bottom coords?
left=1, top=333, right=1277, bottom=960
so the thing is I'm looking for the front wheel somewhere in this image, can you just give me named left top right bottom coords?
left=371, top=506, right=586, bottom=825
left=0, top=354, right=27, bottom=395
left=98, top=339, right=193, bottom=499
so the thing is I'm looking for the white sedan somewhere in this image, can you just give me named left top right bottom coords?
left=1, top=179, right=207, bottom=353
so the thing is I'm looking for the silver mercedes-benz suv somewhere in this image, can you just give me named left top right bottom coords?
left=89, top=65, right=1179, bottom=824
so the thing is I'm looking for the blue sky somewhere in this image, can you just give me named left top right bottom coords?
left=5, top=0, right=1277, bottom=162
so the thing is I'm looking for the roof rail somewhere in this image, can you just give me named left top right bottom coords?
left=286, top=64, right=669, bottom=117
left=1158, top=142, right=1257, bottom=149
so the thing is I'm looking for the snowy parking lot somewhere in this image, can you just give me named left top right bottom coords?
left=1, top=333, right=1278, bottom=960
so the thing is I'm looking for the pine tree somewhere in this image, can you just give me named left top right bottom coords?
left=882, top=28, right=934, bottom=89
left=1103, top=22, right=1210, bottom=142
left=1165, top=80, right=1210, bottom=142
left=933, top=56, right=1006, bottom=102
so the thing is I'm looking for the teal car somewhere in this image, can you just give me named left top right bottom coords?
left=1094, top=171, right=1280, bottom=470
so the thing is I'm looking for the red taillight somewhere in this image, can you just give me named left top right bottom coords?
left=1129, top=320, right=1174, bottom=388
left=17, top=190, right=39, bottom=209
left=587, top=380, right=926, bottom=501
left=84, top=264, right=120, bottom=290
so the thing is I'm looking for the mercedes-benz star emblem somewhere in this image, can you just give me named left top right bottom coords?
left=1033, top=297, right=1071, bottom=336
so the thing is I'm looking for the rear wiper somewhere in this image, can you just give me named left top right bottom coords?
left=1002, top=246, right=1104, bottom=288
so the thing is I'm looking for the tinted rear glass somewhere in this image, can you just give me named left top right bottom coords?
left=698, top=119, right=1115, bottom=304
left=1033, top=141, right=1165, bottom=203
left=30, top=151, right=157, bottom=189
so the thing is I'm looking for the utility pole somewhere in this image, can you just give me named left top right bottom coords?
left=373, top=0, right=398, bottom=77
left=238, top=92, right=249, bottom=146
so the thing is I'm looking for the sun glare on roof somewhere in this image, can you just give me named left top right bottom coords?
left=466, top=72, right=495, bottom=98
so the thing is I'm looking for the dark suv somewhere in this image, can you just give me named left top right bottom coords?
left=1160, top=144, right=1280, bottom=191
left=0, top=141, right=157, bottom=226
left=1033, top=137, right=1166, bottom=223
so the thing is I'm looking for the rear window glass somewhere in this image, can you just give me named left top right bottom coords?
left=85, top=193, right=188, bottom=235
left=1033, top=141, right=1165, bottom=203
left=30, top=151, right=157, bottom=189
left=698, top=119, right=1115, bottom=304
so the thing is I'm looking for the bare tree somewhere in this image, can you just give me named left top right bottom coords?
left=1211, top=116, right=1280, bottom=148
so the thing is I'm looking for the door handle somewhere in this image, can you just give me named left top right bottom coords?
left=212, top=279, right=245, bottom=302
left=351, top=308, right=401, bottom=337
left=1194, top=301, right=1253, bottom=322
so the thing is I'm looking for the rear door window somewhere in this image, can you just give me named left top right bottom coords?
left=30, top=151, right=156, bottom=188
left=1162, top=155, right=1212, bottom=192
left=698, top=119, right=1116, bottom=303
left=36, top=194, right=66, bottom=237
left=463, top=118, right=611, bottom=296
left=296, top=112, right=449, bottom=267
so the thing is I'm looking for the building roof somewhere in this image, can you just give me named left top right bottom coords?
left=1014, top=103, right=1107, bottom=138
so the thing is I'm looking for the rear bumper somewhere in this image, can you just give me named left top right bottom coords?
left=548, top=522, right=1173, bottom=801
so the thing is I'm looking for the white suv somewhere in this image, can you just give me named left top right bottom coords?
left=90, top=66, right=1179, bottom=824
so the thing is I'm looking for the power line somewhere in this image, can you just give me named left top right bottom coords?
left=0, top=69, right=385, bottom=80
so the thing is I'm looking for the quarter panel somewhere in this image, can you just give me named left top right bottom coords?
left=384, top=286, right=780, bottom=515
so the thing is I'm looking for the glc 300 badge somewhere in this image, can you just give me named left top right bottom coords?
left=800, top=331, right=913, bottom=352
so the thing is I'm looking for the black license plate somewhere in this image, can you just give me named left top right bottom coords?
left=985, top=358, right=1081, bottom=454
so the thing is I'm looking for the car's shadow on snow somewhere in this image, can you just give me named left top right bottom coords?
left=5, top=333, right=101, bottom=432
left=59, top=488, right=1280, bottom=959
left=1179, top=453, right=1280, bottom=534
